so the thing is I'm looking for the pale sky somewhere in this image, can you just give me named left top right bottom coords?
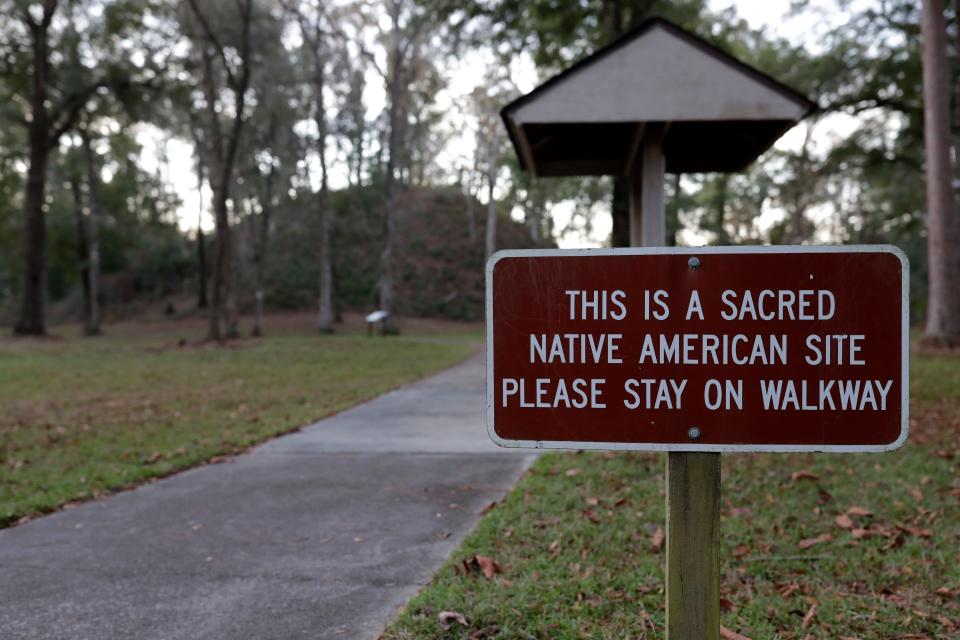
left=144, top=0, right=857, bottom=247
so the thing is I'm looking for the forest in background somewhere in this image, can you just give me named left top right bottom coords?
left=0, top=0, right=956, bottom=337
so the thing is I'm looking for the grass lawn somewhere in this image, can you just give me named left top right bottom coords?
left=0, top=313, right=477, bottom=527
left=383, top=346, right=960, bottom=640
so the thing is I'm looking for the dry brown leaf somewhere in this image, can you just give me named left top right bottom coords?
left=475, top=555, right=501, bottom=579
left=897, top=524, right=933, bottom=538
left=438, top=610, right=468, bottom=630
left=582, top=508, right=601, bottom=524
left=565, top=468, right=580, bottom=477
left=720, top=626, right=752, bottom=640
left=835, top=513, right=854, bottom=529
left=533, top=516, right=562, bottom=528
left=798, top=533, right=831, bottom=549
left=462, top=555, right=502, bottom=579
left=650, top=526, right=665, bottom=552
left=480, top=501, right=498, bottom=515
left=846, top=506, right=873, bottom=517
left=791, top=470, right=820, bottom=482
left=802, top=603, right=817, bottom=629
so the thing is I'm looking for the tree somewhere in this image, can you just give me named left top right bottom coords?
left=920, top=0, right=960, bottom=344
left=78, top=124, right=103, bottom=335
left=184, top=0, right=257, bottom=341
left=1, top=0, right=167, bottom=334
left=367, top=0, right=437, bottom=334
left=286, top=0, right=341, bottom=334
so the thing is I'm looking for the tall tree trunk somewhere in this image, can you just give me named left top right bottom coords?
left=251, top=187, right=270, bottom=337
left=315, top=55, right=334, bottom=334
left=71, top=173, right=92, bottom=327
left=15, top=18, right=53, bottom=336
left=379, top=53, right=404, bottom=335
left=189, top=0, right=251, bottom=341
left=922, top=0, right=960, bottom=344
left=484, top=127, right=502, bottom=261
left=195, top=160, right=208, bottom=309
left=459, top=168, right=477, bottom=242
left=80, top=128, right=102, bottom=336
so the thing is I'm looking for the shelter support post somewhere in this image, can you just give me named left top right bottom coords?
left=628, top=122, right=721, bottom=640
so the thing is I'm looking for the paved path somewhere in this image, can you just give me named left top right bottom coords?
left=0, top=351, right=534, bottom=640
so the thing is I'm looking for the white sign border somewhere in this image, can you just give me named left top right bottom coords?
left=485, top=244, right=910, bottom=453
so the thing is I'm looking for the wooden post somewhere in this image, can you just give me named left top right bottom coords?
left=666, top=452, right=721, bottom=639
left=628, top=122, right=721, bottom=640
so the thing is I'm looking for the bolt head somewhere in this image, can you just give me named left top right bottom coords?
left=687, top=427, right=701, bottom=440
left=688, top=256, right=701, bottom=269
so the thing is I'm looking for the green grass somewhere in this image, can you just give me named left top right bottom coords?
left=0, top=316, right=476, bottom=527
left=383, top=347, right=960, bottom=640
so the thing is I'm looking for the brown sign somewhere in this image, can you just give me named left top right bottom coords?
left=486, top=247, right=908, bottom=452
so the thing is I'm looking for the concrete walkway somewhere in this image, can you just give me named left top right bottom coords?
left=0, top=351, right=535, bottom=640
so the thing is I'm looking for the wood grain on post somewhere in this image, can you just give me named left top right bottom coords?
left=666, top=451, right=721, bottom=639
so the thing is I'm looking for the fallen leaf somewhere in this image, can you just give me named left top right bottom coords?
left=480, top=501, right=497, bottom=515
left=437, top=610, right=467, bottom=630
left=582, top=508, right=601, bottom=524
left=650, top=526, right=665, bottom=552
left=846, top=506, right=873, bottom=517
left=791, top=470, right=820, bottom=482
left=585, top=497, right=600, bottom=506
left=719, top=597, right=736, bottom=612
left=533, top=516, right=562, bottom=528
left=144, top=451, right=163, bottom=464
left=469, top=624, right=500, bottom=639
left=851, top=528, right=871, bottom=539
left=802, top=603, right=817, bottom=629
left=798, top=533, right=831, bottom=549
left=565, top=468, right=580, bottom=477
left=909, top=487, right=924, bottom=501
left=897, top=524, right=933, bottom=538
left=835, top=514, right=854, bottom=529
left=720, top=626, right=752, bottom=640
left=462, top=554, right=502, bottom=579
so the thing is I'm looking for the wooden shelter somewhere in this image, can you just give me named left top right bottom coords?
left=501, top=17, right=816, bottom=177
